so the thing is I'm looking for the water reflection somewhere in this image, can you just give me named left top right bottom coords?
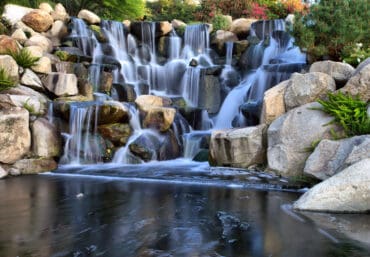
left=0, top=175, right=368, bottom=257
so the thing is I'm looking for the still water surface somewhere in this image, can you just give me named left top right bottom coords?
left=0, top=163, right=369, bottom=257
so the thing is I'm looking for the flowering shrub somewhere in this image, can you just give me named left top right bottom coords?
left=249, top=3, right=268, bottom=19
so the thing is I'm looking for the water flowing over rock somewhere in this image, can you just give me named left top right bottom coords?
left=294, top=158, right=370, bottom=213
left=230, top=18, right=257, bottom=38
left=309, top=61, right=355, bottom=87
left=210, top=124, right=267, bottom=168
left=0, top=107, right=31, bottom=164
left=267, top=102, right=342, bottom=177
left=284, top=72, right=336, bottom=111
left=31, top=118, right=61, bottom=158
left=98, top=123, right=132, bottom=146
left=340, top=64, right=370, bottom=101
left=21, top=9, right=53, bottom=32
left=304, top=136, right=370, bottom=180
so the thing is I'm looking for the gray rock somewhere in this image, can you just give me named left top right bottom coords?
left=260, top=80, right=288, bottom=125
left=0, top=107, right=31, bottom=164
left=42, top=72, right=78, bottom=96
left=20, top=69, right=44, bottom=91
left=352, top=57, right=370, bottom=76
left=31, top=118, right=61, bottom=158
left=309, top=61, right=355, bottom=86
left=210, top=124, right=267, bottom=169
left=25, top=34, right=53, bottom=53
left=294, top=158, right=370, bottom=213
left=340, top=64, right=370, bottom=101
left=13, top=158, right=58, bottom=174
left=198, top=74, right=221, bottom=114
left=304, top=136, right=370, bottom=180
left=0, top=55, right=19, bottom=80
left=284, top=72, right=336, bottom=111
left=267, top=102, right=342, bottom=177
left=0, top=94, right=46, bottom=115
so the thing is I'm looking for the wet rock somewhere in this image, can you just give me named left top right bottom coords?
left=0, top=107, right=31, bottom=164
left=159, top=130, right=181, bottom=160
left=135, top=95, right=172, bottom=109
left=267, top=102, right=343, bottom=177
left=77, top=9, right=101, bottom=25
left=198, top=74, right=221, bottom=114
left=25, top=34, right=53, bottom=53
left=260, top=80, right=288, bottom=125
left=284, top=72, right=336, bottom=111
left=31, top=118, right=61, bottom=158
left=51, top=3, right=69, bottom=22
left=12, top=158, right=58, bottom=174
left=141, top=105, right=177, bottom=132
left=112, top=83, right=136, bottom=102
left=309, top=61, right=355, bottom=87
left=214, top=30, right=238, bottom=46
left=32, top=56, right=52, bottom=74
left=193, top=149, right=209, bottom=162
left=0, top=55, right=19, bottom=80
left=340, top=64, right=370, bottom=102
left=22, top=9, right=53, bottom=32
left=77, top=78, right=94, bottom=100
left=230, top=18, right=257, bottom=38
left=0, top=35, right=20, bottom=54
left=97, top=71, right=113, bottom=93
left=129, top=133, right=161, bottom=162
left=97, top=102, right=130, bottom=124
left=294, top=158, right=370, bottom=213
left=98, top=123, right=131, bottom=147
left=217, top=211, right=250, bottom=243
left=2, top=4, right=33, bottom=26
left=304, top=135, right=370, bottom=180
left=20, top=69, right=44, bottom=91
left=42, top=72, right=78, bottom=97
left=210, top=124, right=267, bottom=168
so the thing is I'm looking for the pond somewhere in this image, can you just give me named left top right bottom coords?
left=0, top=162, right=369, bottom=257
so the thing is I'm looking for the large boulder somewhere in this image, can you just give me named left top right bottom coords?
left=304, top=136, right=370, bottom=180
left=229, top=18, right=257, bottom=38
left=141, top=105, right=176, bottom=132
left=159, top=21, right=172, bottom=36
left=98, top=123, right=131, bottom=147
left=309, top=61, right=355, bottom=87
left=31, top=56, right=52, bottom=73
left=12, top=158, right=58, bottom=174
left=42, top=72, right=78, bottom=96
left=284, top=72, right=336, bottom=111
left=0, top=107, right=31, bottom=164
left=135, top=95, right=172, bottom=109
left=267, top=102, right=342, bottom=177
left=0, top=55, right=19, bottom=80
left=51, top=3, right=69, bottom=22
left=21, top=9, right=53, bottom=32
left=77, top=9, right=101, bottom=24
left=2, top=4, right=33, bottom=26
left=0, top=94, right=46, bottom=115
left=0, top=35, right=20, bottom=54
left=198, top=74, right=221, bottom=114
left=340, top=64, right=370, bottom=102
left=20, top=68, right=44, bottom=91
left=294, top=158, right=370, bottom=213
left=129, top=133, right=161, bottom=162
left=97, top=101, right=130, bottom=125
left=210, top=124, right=267, bottom=169
left=260, top=80, right=288, bottom=125
left=31, top=118, right=61, bottom=158
left=25, top=34, right=53, bottom=53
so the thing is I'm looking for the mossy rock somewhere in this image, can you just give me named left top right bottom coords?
left=90, top=25, right=107, bottom=43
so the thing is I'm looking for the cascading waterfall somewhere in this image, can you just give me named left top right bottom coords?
left=61, top=18, right=305, bottom=165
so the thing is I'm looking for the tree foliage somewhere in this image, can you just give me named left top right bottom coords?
left=292, top=0, right=370, bottom=62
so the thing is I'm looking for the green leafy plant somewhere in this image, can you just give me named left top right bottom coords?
left=317, top=92, right=370, bottom=136
left=212, top=14, right=231, bottom=31
left=292, top=0, right=370, bottom=62
left=22, top=98, right=36, bottom=114
left=0, top=68, right=16, bottom=92
left=8, top=48, right=40, bottom=68
left=146, top=0, right=197, bottom=23
left=342, top=43, right=370, bottom=67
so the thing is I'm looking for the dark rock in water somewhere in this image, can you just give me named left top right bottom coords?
left=93, top=55, right=121, bottom=68
left=157, top=36, right=170, bottom=58
left=138, top=82, right=150, bottom=95
left=136, top=44, right=151, bottom=64
left=251, top=19, right=285, bottom=40
left=271, top=30, right=291, bottom=49
left=178, top=107, right=203, bottom=130
left=189, top=58, right=198, bottom=67
left=98, top=123, right=131, bottom=147
left=239, top=44, right=264, bottom=72
left=198, top=74, right=221, bottom=114
left=129, top=133, right=161, bottom=162
left=130, top=22, right=161, bottom=41
left=193, top=149, right=209, bottom=162
left=97, top=103, right=130, bottom=125
left=221, top=68, right=240, bottom=89
left=170, top=97, right=187, bottom=109
left=216, top=211, right=250, bottom=243
left=97, top=71, right=113, bottom=94
left=240, top=101, right=261, bottom=126
left=204, top=65, right=222, bottom=75
left=112, top=83, right=137, bottom=102
left=159, top=129, right=181, bottom=161
left=77, top=78, right=94, bottom=100
left=58, top=46, right=92, bottom=62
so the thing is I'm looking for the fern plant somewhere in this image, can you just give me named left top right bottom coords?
left=0, top=68, right=16, bottom=92
left=8, top=48, right=40, bottom=68
left=317, top=92, right=370, bottom=136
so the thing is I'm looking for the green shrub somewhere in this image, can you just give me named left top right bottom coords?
left=0, top=68, right=16, bottom=92
left=147, top=0, right=197, bottom=23
left=317, top=92, right=370, bottom=137
left=212, top=14, right=231, bottom=31
left=292, top=0, right=370, bottom=62
left=8, top=48, right=40, bottom=68
left=341, top=43, right=370, bottom=67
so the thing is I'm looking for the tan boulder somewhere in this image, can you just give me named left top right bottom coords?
left=51, top=3, right=69, bottom=22
left=20, top=68, right=44, bottom=91
left=31, top=56, right=52, bottom=73
left=141, top=105, right=176, bottom=132
left=13, top=21, right=38, bottom=37
left=12, top=158, right=58, bottom=174
left=0, top=35, right=20, bottom=54
left=77, top=9, right=101, bottom=24
left=25, top=34, right=53, bottom=53
left=159, top=21, right=172, bottom=36
left=135, top=95, right=172, bottom=109
left=24, top=45, right=44, bottom=58
left=42, top=72, right=78, bottom=96
left=98, top=123, right=132, bottom=146
left=340, top=64, right=370, bottom=102
left=11, top=29, right=28, bottom=44
left=171, top=19, right=186, bottom=29
left=230, top=18, right=257, bottom=37
left=0, top=107, right=31, bottom=164
left=0, top=55, right=19, bottom=80
left=22, top=9, right=53, bottom=32
left=309, top=61, right=355, bottom=86
left=214, top=30, right=238, bottom=44
left=31, top=118, right=61, bottom=157
left=39, top=2, right=53, bottom=13
left=0, top=94, right=46, bottom=115
left=49, top=20, right=68, bottom=38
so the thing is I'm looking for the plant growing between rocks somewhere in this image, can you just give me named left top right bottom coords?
left=0, top=68, right=15, bottom=92
left=8, top=48, right=40, bottom=69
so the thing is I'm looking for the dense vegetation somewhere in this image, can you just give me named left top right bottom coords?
left=292, top=0, right=370, bottom=64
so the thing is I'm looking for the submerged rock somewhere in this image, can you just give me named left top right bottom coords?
left=294, top=158, right=370, bottom=213
left=98, top=123, right=131, bottom=147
